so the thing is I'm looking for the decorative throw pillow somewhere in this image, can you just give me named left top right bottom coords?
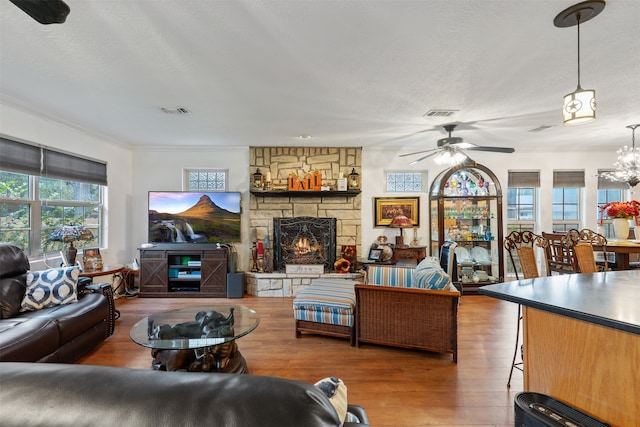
left=20, top=267, right=79, bottom=312
left=314, top=377, right=348, bottom=425
left=414, top=257, right=451, bottom=290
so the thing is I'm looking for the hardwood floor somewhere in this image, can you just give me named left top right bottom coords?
left=78, top=294, right=524, bottom=426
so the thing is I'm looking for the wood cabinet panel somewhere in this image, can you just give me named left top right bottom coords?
left=139, top=246, right=228, bottom=297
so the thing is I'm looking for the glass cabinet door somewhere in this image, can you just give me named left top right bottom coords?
left=429, top=162, right=504, bottom=293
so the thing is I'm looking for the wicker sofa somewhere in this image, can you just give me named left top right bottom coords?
left=355, top=261, right=460, bottom=362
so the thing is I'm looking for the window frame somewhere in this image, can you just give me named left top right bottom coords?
left=384, top=170, right=427, bottom=193
left=0, top=170, right=104, bottom=257
left=552, top=187, right=581, bottom=232
left=183, top=168, right=229, bottom=191
left=597, top=188, right=626, bottom=240
left=506, top=186, right=537, bottom=233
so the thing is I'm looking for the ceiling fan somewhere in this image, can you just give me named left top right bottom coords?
left=399, top=124, right=515, bottom=165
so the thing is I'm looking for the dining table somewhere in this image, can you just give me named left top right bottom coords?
left=594, top=239, right=640, bottom=270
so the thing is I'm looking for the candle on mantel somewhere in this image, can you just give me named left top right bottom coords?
left=266, top=171, right=272, bottom=182
left=257, top=241, right=264, bottom=255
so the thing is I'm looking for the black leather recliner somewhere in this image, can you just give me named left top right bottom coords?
left=0, top=243, right=116, bottom=362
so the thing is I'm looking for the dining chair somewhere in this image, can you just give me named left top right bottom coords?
left=565, top=228, right=608, bottom=273
left=504, top=230, right=541, bottom=280
left=540, top=231, right=577, bottom=276
left=502, top=230, right=541, bottom=388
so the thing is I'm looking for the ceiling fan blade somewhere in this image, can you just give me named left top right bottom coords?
left=399, top=148, right=439, bottom=158
left=408, top=151, right=441, bottom=165
left=465, top=146, right=515, bottom=153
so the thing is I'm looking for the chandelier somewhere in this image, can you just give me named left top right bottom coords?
left=601, top=124, right=640, bottom=188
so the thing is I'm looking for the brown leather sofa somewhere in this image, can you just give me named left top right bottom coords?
left=0, top=243, right=116, bottom=362
left=0, top=362, right=370, bottom=426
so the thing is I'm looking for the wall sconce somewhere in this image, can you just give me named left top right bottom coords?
left=554, top=0, right=605, bottom=125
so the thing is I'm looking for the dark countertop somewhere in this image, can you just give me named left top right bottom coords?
left=479, top=270, right=640, bottom=335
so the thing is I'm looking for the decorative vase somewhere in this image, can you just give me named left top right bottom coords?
left=612, top=218, right=630, bottom=240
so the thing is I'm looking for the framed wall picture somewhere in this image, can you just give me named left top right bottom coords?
left=373, top=196, right=420, bottom=227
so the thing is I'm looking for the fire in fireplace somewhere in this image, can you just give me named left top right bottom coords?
left=273, top=217, right=337, bottom=272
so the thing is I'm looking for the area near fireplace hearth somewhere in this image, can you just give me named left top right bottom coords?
left=248, top=147, right=363, bottom=296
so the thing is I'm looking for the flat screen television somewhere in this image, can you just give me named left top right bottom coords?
left=148, top=191, right=241, bottom=244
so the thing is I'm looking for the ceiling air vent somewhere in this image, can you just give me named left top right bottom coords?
left=423, top=109, right=458, bottom=118
left=161, top=106, right=191, bottom=114
left=529, top=125, right=554, bottom=132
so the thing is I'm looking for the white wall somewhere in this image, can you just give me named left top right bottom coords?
left=0, top=103, right=133, bottom=268
left=3, top=99, right=628, bottom=270
left=131, top=146, right=250, bottom=269
left=363, top=147, right=625, bottom=257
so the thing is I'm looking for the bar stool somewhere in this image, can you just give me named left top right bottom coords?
left=503, top=230, right=542, bottom=388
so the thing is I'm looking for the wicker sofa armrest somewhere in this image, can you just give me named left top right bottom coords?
left=355, top=284, right=459, bottom=362
left=81, top=282, right=118, bottom=336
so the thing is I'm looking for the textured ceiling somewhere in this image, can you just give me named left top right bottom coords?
left=1, top=0, right=639, bottom=154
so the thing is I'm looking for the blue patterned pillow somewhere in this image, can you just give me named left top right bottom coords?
left=20, top=267, right=80, bottom=312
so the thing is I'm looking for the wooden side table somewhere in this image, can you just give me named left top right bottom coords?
left=79, top=264, right=125, bottom=278
left=390, top=246, right=426, bottom=265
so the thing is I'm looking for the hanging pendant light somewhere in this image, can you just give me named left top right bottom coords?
left=554, top=1, right=605, bottom=125
left=601, top=125, right=640, bottom=188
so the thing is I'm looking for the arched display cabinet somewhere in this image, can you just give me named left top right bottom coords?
left=429, top=161, right=504, bottom=294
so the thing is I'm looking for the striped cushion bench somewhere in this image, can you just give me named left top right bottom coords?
left=293, top=278, right=359, bottom=346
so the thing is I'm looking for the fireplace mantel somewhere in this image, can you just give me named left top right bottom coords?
left=250, top=189, right=360, bottom=197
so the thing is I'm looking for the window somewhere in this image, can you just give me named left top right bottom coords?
left=597, top=170, right=627, bottom=239
left=183, top=169, right=228, bottom=191
left=1, top=172, right=103, bottom=256
left=385, top=171, right=425, bottom=192
left=0, top=137, right=106, bottom=257
left=506, top=171, right=539, bottom=235
left=506, top=171, right=539, bottom=274
left=552, top=170, right=584, bottom=232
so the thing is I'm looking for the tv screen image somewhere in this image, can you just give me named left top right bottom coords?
left=148, top=191, right=241, bottom=243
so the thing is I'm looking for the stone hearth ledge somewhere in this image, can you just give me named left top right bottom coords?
left=245, top=272, right=365, bottom=297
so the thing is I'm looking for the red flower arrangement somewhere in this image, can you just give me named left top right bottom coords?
left=600, top=200, right=640, bottom=225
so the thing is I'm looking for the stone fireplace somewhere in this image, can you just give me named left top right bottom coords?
left=247, top=146, right=363, bottom=297
left=273, top=217, right=337, bottom=272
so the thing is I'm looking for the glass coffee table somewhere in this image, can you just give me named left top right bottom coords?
left=130, top=304, right=259, bottom=373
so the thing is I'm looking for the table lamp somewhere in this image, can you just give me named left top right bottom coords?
left=48, top=225, right=94, bottom=266
left=389, top=214, right=413, bottom=246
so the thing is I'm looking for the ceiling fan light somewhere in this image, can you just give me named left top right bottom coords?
left=451, top=152, right=467, bottom=165
left=562, top=87, right=596, bottom=125
left=433, top=151, right=451, bottom=165
left=433, top=150, right=466, bottom=166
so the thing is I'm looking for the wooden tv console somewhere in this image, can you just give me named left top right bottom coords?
left=139, top=245, right=228, bottom=297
